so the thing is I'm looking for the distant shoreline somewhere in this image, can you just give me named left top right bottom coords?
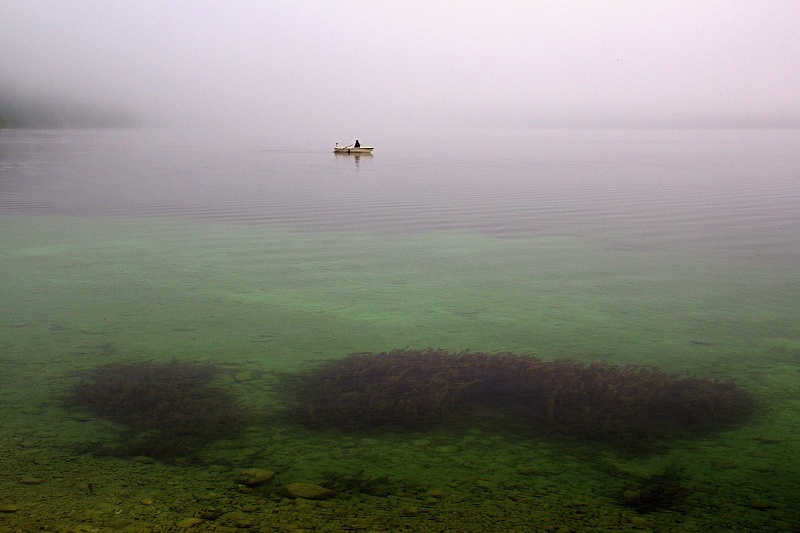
left=0, top=91, right=138, bottom=129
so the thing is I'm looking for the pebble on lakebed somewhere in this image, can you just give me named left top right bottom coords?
left=285, top=483, right=336, bottom=500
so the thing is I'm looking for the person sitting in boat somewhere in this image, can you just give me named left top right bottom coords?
left=354, top=140, right=360, bottom=148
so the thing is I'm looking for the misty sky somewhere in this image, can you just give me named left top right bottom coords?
left=2, top=1, right=799, bottom=135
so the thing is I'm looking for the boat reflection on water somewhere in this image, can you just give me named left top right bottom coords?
left=334, top=150, right=372, bottom=169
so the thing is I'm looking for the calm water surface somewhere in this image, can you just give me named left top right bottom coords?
left=1, top=128, right=799, bottom=530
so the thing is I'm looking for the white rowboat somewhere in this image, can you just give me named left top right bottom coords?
left=334, top=144, right=374, bottom=154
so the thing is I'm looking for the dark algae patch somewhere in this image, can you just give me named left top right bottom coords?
left=62, top=350, right=757, bottom=462
left=63, top=360, right=252, bottom=462
left=279, top=348, right=757, bottom=445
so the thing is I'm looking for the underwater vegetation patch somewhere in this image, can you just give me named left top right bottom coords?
left=279, top=348, right=757, bottom=441
left=63, top=360, right=251, bottom=461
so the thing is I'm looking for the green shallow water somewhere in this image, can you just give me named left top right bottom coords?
left=2, top=212, right=799, bottom=531
left=5, top=214, right=797, bottom=372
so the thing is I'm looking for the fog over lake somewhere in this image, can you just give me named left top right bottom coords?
left=2, top=1, right=799, bottom=135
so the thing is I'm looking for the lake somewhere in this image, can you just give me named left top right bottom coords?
left=1, top=127, right=799, bottom=530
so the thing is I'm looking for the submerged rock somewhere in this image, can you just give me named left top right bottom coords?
left=236, top=468, right=275, bottom=487
left=285, top=483, right=336, bottom=500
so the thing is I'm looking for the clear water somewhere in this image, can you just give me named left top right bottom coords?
left=1, top=128, right=799, bottom=530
